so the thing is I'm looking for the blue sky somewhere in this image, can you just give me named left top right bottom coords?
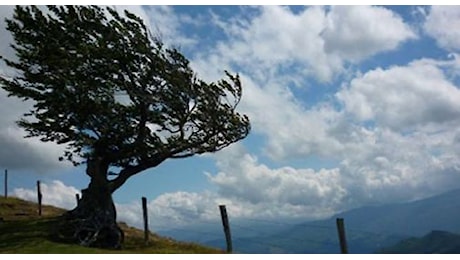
left=2, top=5, right=460, bottom=230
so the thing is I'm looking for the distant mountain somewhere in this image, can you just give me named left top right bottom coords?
left=202, top=217, right=407, bottom=253
left=156, top=219, right=297, bottom=250
left=158, top=188, right=460, bottom=253
left=377, top=230, right=460, bottom=253
left=333, top=188, right=460, bottom=237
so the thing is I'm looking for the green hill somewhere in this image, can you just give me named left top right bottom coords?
left=0, top=196, right=222, bottom=253
left=377, top=230, right=460, bottom=253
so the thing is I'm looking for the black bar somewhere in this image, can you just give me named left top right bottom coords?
left=142, top=197, right=149, bottom=244
left=4, top=169, right=7, bottom=198
left=336, top=218, right=348, bottom=254
left=219, top=205, right=233, bottom=253
left=37, top=180, right=42, bottom=216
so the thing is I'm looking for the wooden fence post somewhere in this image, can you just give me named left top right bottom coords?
left=4, top=169, right=7, bottom=198
left=142, top=196, right=149, bottom=245
left=37, top=180, right=42, bottom=216
left=336, top=218, right=348, bottom=254
left=219, top=205, right=233, bottom=253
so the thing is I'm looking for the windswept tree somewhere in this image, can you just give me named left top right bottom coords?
left=0, top=5, right=250, bottom=249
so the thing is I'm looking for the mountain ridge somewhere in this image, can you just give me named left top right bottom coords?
left=159, top=188, right=460, bottom=253
left=378, top=230, right=460, bottom=253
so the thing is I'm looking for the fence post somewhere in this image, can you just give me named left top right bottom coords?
left=76, top=193, right=80, bottom=206
left=219, top=205, right=233, bottom=253
left=336, top=218, right=348, bottom=254
left=142, top=196, right=149, bottom=245
left=4, top=169, right=7, bottom=198
left=37, top=180, right=42, bottom=216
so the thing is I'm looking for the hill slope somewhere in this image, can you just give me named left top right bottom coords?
left=377, top=230, right=460, bottom=253
left=0, top=196, right=222, bottom=253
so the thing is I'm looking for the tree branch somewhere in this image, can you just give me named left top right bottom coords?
left=108, top=153, right=167, bottom=192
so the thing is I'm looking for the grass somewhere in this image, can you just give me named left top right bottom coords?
left=0, top=196, right=223, bottom=253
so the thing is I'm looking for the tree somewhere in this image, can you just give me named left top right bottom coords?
left=0, top=5, right=250, bottom=249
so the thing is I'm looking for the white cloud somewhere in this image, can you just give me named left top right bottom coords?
left=189, top=5, right=421, bottom=162
left=148, top=191, right=223, bottom=225
left=337, top=59, right=460, bottom=131
left=0, top=86, right=70, bottom=171
left=115, top=200, right=143, bottom=227
left=13, top=180, right=81, bottom=210
left=191, top=47, right=460, bottom=219
left=0, top=87, right=70, bottom=171
left=142, top=6, right=198, bottom=49
left=322, top=5, right=417, bottom=61
left=206, top=132, right=460, bottom=216
left=195, top=5, right=415, bottom=83
left=115, top=145, right=348, bottom=228
left=132, top=134, right=460, bottom=227
left=197, top=6, right=340, bottom=83
left=209, top=144, right=346, bottom=212
left=195, top=70, right=343, bottom=162
left=424, top=6, right=460, bottom=51
left=338, top=126, right=460, bottom=206
left=0, top=125, right=69, bottom=172
left=117, top=191, right=234, bottom=229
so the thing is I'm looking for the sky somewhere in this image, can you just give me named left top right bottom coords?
left=2, top=4, right=460, bottom=231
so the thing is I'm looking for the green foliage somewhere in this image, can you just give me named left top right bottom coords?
left=0, top=6, right=250, bottom=178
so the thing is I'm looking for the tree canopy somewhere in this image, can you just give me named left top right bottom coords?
left=0, top=5, right=251, bottom=192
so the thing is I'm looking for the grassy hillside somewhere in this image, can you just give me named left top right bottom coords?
left=0, top=196, right=222, bottom=253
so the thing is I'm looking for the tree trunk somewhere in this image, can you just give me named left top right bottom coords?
left=56, top=159, right=124, bottom=249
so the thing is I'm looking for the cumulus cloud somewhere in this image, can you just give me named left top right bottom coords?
left=196, top=5, right=337, bottom=83
left=337, top=59, right=460, bottom=131
left=189, top=5, right=421, bottom=162
left=13, top=180, right=81, bottom=210
left=209, top=144, right=346, bottom=212
left=252, top=55, right=460, bottom=166
left=0, top=87, right=69, bottom=171
left=176, top=53, right=460, bottom=223
left=424, top=6, right=460, bottom=51
left=123, top=135, right=460, bottom=228
left=0, top=126, right=69, bottom=172
left=194, top=5, right=415, bottom=83
left=322, top=5, right=417, bottom=61
left=338, top=127, right=460, bottom=206
left=198, top=134, right=460, bottom=220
